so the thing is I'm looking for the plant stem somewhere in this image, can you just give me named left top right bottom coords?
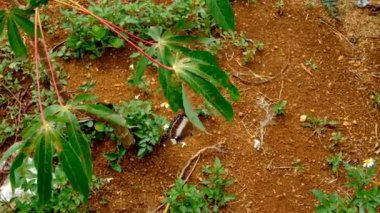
left=36, top=9, right=64, bottom=106
left=34, top=9, right=46, bottom=124
left=54, top=0, right=174, bottom=71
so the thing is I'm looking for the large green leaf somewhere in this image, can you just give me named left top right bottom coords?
left=55, top=131, right=90, bottom=202
left=12, top=13, right=35, bottom=37
left=178, top=70, right=234, bottom=121
left=75, top=104, right=126, bottom=127
left=182, top=86, right=206, bottom=131
left=9, top=152, right=27, bottom=191
left=207, top=0, right=235, bottom=30
left=7, top=17, right=27, bottom=57
left=34, top=130, right=54, bottom=204
left=69, top=94, right=97, bottom=106
left=0, top=11, right=5, bottom=36
left=0, top=142, right=23, bottom=168
left=158, top=68, right=183, bottom=111
left=65, top=112, right=92, bottom=180
left=29, top=0, right=49, bottom=7
left=185, top=50, right=218, bottom=66
left=130, top=47, right=154, bottom=85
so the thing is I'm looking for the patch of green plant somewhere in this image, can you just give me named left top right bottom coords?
left=164, top=158, right=236, bottom=212
left=304, top=59, right=318, bottom=70
left=272, top=101, right=287, bottom=116
left=312, top=160, right=379, bottom=212
left=0, top=119, right=16, bottom=145
left=372, top=91, right=380, bottom=108
left=327, top=152, right=343, bottom=174
left=78, top=80, right=96, bottom=92
left=321, top=0, right=339, bottom=19
left=329, top=131, right=343, bottom=150
left=302, top=115, right=337, bottom=136
left=292, top=159, right=305, bottom=174
left=275, top=0, right=285, bottom=15
left=103, top=146, right=126, bottom=172
left=115, top=100, right=169, bottom=158
left=307, top=0, right=315, bottom=9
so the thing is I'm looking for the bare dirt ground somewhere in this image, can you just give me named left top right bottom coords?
left=1, top=0, right=379, bottom=212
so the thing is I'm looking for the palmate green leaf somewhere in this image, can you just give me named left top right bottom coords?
left=7, top=17, right=27, bottom=57
left=9, top=151, right=27, bottom=191
left=34, top=129, right=54, bottom=204
left=182, top=86, right=206, bottom=132
left=75, top=104, right=127, bottom=127
left=54, top=130, right=90, bottom=202
left=178, top=70, right=234, bottom=121
left=130, top=47, right=154, bottom=85
left=207, top=0, right=235, bottom=31
left=185, top=50, right=218, bottom=66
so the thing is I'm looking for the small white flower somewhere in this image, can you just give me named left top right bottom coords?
left=180, top=142, right=187, bottom=148
left=134, top=95, right=140, bottom=100
left=253, top=138, right=261, bottom=150
left=163, top=123, right=170, bottom=130
left=300, top=115, right=307, bottom=122
left=160, top=102, right=170, bottom=109
left=129, top=64, right=134, bottom=70
left=363, top=158, right=375, bottom=168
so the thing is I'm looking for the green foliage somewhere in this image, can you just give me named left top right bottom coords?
left=329, top=131, right=343, bottom=150
left=275, top=0, right=285, bottom=15
left=301, top=115, right=337, bottom=136
left=103, top=146, right=126, bottom=172
left=0, top=8, right=36, bottom=57
left=312, top=161, right=379, bottom=212
left=0, top=119, right=16, bottom=145
left=164, top=158, right=236, bottom=212
left=304, top=59, right=318, bottom=70
left=327, top=152, right=343, bottom=174
left=272, top=101, right=287, bottom=116
left=372, top=91, right=380, bottom=108
left=115, top=100, right=169, bottom=158
left=321, top=0, right=339, bottom=19
left=78, top=80, right=96, bottom=92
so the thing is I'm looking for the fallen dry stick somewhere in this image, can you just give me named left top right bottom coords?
left=300, top=63, right=313, bottom=77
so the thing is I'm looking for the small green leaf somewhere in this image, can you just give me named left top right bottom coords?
left=104, top=153, right=118, bottom=161
left=131, top=54, right=149, bottom=85
left=91, top=25, right=107, bottom=40
left=109, top=36, right=124, bottom=48
left=29, top=0, right=48, bottom=7
left=69, top=94, right=97, bottom=105
left=110, top=162, right=122, bottom=172
left=182, top=87, right=206, bottom=132
left=94, top=122, right=106, bottom=132
left=7, top=17, right=27, bottom=57
left=207, top=0, right=235, bottom=30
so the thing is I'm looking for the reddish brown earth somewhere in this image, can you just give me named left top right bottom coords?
left=1, top=0, right=380, bottom=212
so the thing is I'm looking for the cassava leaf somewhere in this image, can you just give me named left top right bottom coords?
left=12, top=13, right=35, bottom=37
left=65, top=111, right=92, bottom=180
left=185, top=50, right=218, bottom=66
left=69, top=94, right=97, bottom=106
left=75, top=104, right=126, bottom=127
left=29, top=0, right=48, bottom=7
left=55, top=131, right=90, bottom=202
left=34, top=130, right=54, bottom=204
left=0, top=142, right=23, bottom=169
left=7, top=17, right=27, bottom=57
left=178, top=70, right=234, bottom=121
left=130, top=47, right=154, bottom=85
left=9, top=152, right=27, bottom=192
left=10, top=8, right=34, bottom=16
left=207, top=0, right=235, bottom=30
left=158, top=68, right=183, bottom=111
left=182, top=86, right=206, bottom=131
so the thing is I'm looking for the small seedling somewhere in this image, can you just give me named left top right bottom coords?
left=304, top=60, right=318, bottom=70
left=306, top=0, right=314, bottom=9
left=103, top=146, right=126, bottom=172
left=372, top=91, right=380, bottom=108
left=329, top=131, right=343, bottom=150
left=275, top=0, right=285, bottom=15
left=292, top=159, right=305, bottom=174
left=327, top=152, right=343, bottom=174
left=78, top=80, right=96, bottom=92
left=272, top=101, right=287, bottom=116
left=302, top=115, right=337, bottom=136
